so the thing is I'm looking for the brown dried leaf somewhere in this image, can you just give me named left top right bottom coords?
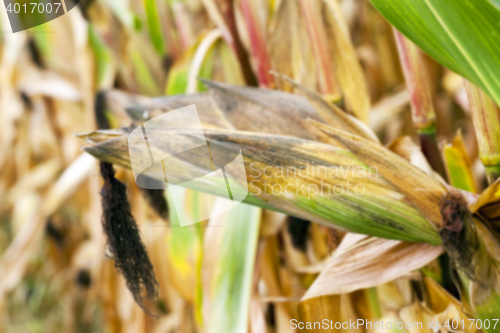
left=302, top=234, right=443, bottom=300
left=268, top=0, right=317, bottom=92
left=272, top=71, right=378, bottom=142
left=298, top=295, right=341, bottom=332
left=469, top=178, right=500, bottom=219
left=399, top=302, right=433, bottom=333
left=200, top=79, right=337, bottom=143
left=369, top=89, right=410, bottom=132
left=323, top=0, right=371, bottom=123
left=0, top=154, right=95, bottom=300
left=239, top=0, right=274, bottom=87
left=298, top=0, right=340, bottom=100
left=387, top=136, right=433, bottom=174
left=125, top=92, right=233, bottom=129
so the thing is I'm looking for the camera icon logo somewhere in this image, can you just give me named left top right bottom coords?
left=128, top=105, right=248, bottom=226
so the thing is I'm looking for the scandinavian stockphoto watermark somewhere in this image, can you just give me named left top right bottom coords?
left=291, top=319, right=425, bottom=331
left=248, top=161, right=378, bottom=198
left=128, top=104, right=248, bottom=227
left=290, top=318, right=500, bottom=331
left=3, top=0, right=80, bottom=32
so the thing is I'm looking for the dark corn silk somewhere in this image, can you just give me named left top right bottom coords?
left=76, top=269, right=92, bottom=289
left=439, top=191, right=477, bottom=280
left=95, top=92, right=158, bottom=314
left=28, top=38, right=45, bottom=69
left=77, top=0, right=97, bottom=20
left=95, top=91, right=169, bottom=221
left=45, top=219, right=65, bottom=245
left=139, top=177, right=169, bottom=221
left=100, top=162, right=158, bottom=313
left=288, top=216, right=310, bottom=252
left=93, top=91, right=109, bottom=130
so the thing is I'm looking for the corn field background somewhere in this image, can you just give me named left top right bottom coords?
left=2, top=0, right=500, bottom=332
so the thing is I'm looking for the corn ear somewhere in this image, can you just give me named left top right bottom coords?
left=81, top=127, right=441, bottom=244
left=309, top=120, right=446, bottom=230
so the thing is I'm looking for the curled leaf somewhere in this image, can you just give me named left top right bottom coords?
left=302, top=234, right=443, bottom=300
left=200, top=78, right=337, bottom=143
left=272, top=71, right=378, bottom=142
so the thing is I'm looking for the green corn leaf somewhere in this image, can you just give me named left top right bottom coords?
left=165, top=187, right=204, bottom=309
left=369, top=0, right=500, bottom=107
left=89, top=25, right=114, bottom=89
left=202, top=202, right=261, bottom=332
left=31, top=25, right=51, bottom=63
left=131, top=49, right=161, bottom=96
left=488, top=0, right=500, bottom=10
left=144, top=0, right=166, bottom=55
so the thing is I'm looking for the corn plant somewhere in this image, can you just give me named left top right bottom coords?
left=2, top=0, right=500, bottom=332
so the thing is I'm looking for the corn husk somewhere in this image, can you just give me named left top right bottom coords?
left=81, top=127, right=441, bottom=245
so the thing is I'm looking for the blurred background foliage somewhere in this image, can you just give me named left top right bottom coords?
left=0, top=0, right=496, bottom=332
